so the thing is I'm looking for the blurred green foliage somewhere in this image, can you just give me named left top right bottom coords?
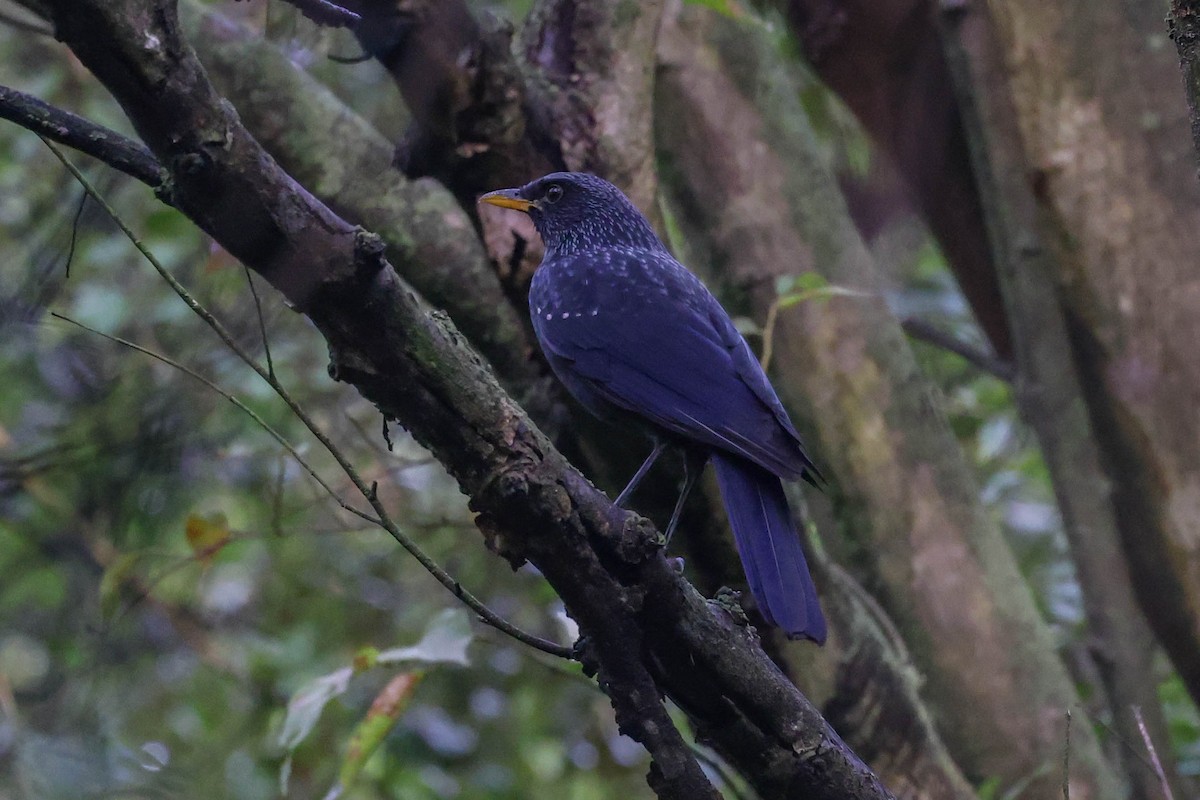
left=1, top=3, right=1197, bottom=800
left=0, top=8, right=653, bottom=799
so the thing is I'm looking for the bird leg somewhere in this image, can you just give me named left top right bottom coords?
left=613, top=439, right=665, bottom=506
left=664, top=451, right=707, bottom=543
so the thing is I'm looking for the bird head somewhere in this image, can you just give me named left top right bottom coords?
left=479, top=172, right=662, bottom=255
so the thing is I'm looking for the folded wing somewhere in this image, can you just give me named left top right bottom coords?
left=534, top=251, right=818, bottom=483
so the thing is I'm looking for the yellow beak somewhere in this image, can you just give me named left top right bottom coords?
left=479, top=188, right=534, bottom=212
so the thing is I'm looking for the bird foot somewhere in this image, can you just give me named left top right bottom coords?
left=571, top=636, right=600, bottom=677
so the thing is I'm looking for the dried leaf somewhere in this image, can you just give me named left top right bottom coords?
left=98, top=552, right=139, bottom=621
left=335, top=673, right=423, bottom=794
left=185, top=513, right=230, bottom=566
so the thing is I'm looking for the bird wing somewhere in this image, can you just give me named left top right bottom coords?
left=534, top=251, right=816, bottom=481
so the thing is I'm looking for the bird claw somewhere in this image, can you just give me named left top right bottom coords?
left=572, top=636, right=600, bottom=677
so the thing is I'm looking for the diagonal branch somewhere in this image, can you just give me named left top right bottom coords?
left=25, top=0, right=895, bottom=797
left=274, top=0, right=359, bottom=28
left=0, top=85, right=160, bottom=185
left=900, top=316, right=1014, bottom=381
left=43, top=138, right=572, bottom=661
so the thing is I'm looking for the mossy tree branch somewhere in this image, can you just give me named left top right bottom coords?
left=16, top=0, right=895, bottom=797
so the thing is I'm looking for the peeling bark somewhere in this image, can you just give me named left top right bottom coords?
left=520, top=0, right=665, bottom=212
left=810, top=565, right=976, bottom=799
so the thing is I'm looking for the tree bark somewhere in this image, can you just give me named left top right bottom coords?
left=1169, top=0, right=1200, bottom=167
left=180, top=1, right=549, bottom=409
left=21, top=0, right=897, bottom=796
left=519, top=0, right=664, bottom=213
left=777, top=0, right=1012, bottom=363
left=985, top=0, right=1200, bottom=712
left=936, top=4, right=1182, bottom=796
left=656, top=5, right=1122, bottom=798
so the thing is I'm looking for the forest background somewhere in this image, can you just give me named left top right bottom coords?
left=1, top=0, right=1199, bottom=798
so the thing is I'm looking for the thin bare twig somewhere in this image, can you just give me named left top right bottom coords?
left=1063, top=708, right=1071, bottom=800
left=50, top=312, right=380, bottom=527
left=759, top=299, right=781, bottom=373
left=274, top=0, right=360, bottom=27
left=242, top=264, right=275, bottom=380
left=901, top=316, right=1015, bottom=381
left=63, top=188, right=87, bottom=278
left=1132, top=705, right=1175, bottom=800
left=0, top=7, right=52, bottom=36
left=42, top=136, right=573, bottom=661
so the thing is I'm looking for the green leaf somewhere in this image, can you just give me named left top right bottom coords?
left=775, top=271, right=828, bottom=300
left=976, top=776, right=1001, bottom=800
left=793, top=272, right=829, bottom=293
left=376, top=608, right=473, bottom=668
left=98, top=553, right=140, bottom=621
left=185, top=512, right=231, bottom=566
left=777, top=284, right=871, bottom=310
left=683, top=0, right=743, bottom=18
left=275, top=608, right=473, bottom=792
left=277, top=666, right=353, bottom=753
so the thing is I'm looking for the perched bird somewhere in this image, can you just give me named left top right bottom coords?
left=480, top=172, right=826, bottom=643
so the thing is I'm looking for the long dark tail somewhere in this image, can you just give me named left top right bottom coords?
left=712, top=453, right=826, bottom=643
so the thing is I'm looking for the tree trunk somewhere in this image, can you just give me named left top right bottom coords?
left=20, top=0, right=900, bottom=795
left=656, top=5, right=1123, bottom=798
left=936, top=3, right=1182, bottom=796
left=986, top=0, right=1200, bottom=711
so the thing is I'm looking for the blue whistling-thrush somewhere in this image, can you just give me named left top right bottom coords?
left=480, top=172, right=826, bottom=643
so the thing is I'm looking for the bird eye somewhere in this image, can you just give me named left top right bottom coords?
left=545, top=184, right=564, bottom=203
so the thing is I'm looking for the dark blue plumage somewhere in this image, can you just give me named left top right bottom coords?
left=481, top=172, right=826, bottom=643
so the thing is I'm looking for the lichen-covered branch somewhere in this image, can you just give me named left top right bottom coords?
left=0, top=84, right=160, bottom=185
left=181, top=0, right=545, bottom=404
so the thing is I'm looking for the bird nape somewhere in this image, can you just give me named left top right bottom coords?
left=480, top=172, right=827, bottom=644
